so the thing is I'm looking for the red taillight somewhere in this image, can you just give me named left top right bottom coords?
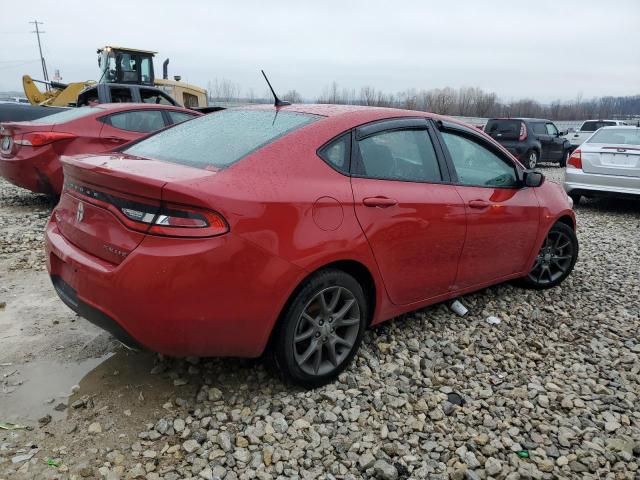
left=64, top=181, right=229, bottom=238
left=519, top=122, right=527, bottom=141
left=120, top=202, right=228, bottom=238
left=15, top=131, right=76, bottom=147
left=567, top=150, right=582, bottom=169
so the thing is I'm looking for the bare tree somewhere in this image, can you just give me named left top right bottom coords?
left=282, top=89, right=302, bottom=103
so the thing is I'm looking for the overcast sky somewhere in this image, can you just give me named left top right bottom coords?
left=1, top=0, right=638, bottom=103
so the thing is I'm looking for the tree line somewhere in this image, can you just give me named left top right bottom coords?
left=207, top=78, right=640, bottom=121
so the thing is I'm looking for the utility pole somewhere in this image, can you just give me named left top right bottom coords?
left=29, top=20, right=49, bottom=89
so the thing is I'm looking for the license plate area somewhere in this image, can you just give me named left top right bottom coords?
left=601, top=154, right=636, bottom=167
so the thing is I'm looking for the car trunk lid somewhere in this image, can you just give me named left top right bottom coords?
left=57, top=153, right=218, bottom=264
left=581, top=145, right=640, bottom=178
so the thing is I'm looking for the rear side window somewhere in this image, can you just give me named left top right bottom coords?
left=531, top=122, right=547, bottom=135
left=110, top=87, right=134, bottom=103
left=30, top=106, right=99, bottom=124
left=108, top=110, right=166, bottom=133
left=318, top=133, right=350, bottom=174
left=354, top=129, right=441, bottom=182
left=124, top=109, right=320, bottom=169
left=140, top=88, right=174, bottom=105
left=485, top=120, right=521, bottom=140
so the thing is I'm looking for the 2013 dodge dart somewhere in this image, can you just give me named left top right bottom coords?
left=45, top=104, right=578, bottom=387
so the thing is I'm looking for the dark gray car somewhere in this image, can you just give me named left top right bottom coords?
left=485, top=118, right=572, bottom=168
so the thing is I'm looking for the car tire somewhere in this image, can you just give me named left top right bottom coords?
left=273, top=269, right=368, bottom=388
left=525, top=150, right=538, bottom=169
left=559, top=149, right=570, bottom=167
left=521, top=222, right=578, bottom=290
left=569, top=193, right=582, bottom=206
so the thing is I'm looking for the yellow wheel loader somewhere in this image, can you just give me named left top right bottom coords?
left=22, top=46, right=208, bottom=108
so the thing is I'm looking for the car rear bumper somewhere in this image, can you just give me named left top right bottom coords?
left=0, top=154, right=62, bottom=195
left=45, top=217, right=305, bottom=358
left=563, top=168, right=640, bottom=197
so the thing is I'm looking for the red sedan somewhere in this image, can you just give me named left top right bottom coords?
left=44, top=105, right=578, bottom=387
left=0, top=103, right=200, bottom=196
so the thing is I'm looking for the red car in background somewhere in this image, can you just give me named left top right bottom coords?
left=0, top=104, right=200, bottom=196
left=45, top=105, right=578, bottom=388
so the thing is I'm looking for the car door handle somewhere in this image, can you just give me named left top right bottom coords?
left=363, top=196, right=398, bottom=208
left=103, top=136, right=124, bottom=143
left=468, top=200, right=491, bottom=209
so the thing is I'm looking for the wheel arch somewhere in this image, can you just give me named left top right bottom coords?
left=263, top=258, right=378, bottom=355
left=555, top=214, right=576, bottom=230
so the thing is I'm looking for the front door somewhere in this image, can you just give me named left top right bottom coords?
left=437, top=126, right=541, bottom=289
left=545, top=122, right=564, bottom=160
left=350, top=120, right=467, bottom=305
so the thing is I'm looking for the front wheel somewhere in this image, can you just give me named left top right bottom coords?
left=273, top=269, right=367, bottom=388
left=522, top=222, right=578, bottom=289
left=525, top=150, right=538, bottom=169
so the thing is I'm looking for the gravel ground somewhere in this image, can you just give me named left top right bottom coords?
left=1, top=167, right=639, bottom=480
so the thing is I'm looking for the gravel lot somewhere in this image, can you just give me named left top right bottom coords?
left=1, top=167, right=639, bottom=480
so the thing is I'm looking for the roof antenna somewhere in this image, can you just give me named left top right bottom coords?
left=261, top=70, right=290, bottom=107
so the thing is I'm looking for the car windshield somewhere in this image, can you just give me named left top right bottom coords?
left=124, top=109, right=321, bottom=169
left=484, top=120, right=521, bottom=140
left=30, top=106, right=100, bottom=124
left=587, top=128, right=640, bottom=146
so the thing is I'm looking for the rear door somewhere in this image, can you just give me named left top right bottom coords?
left=350, top=118, right=467, bottom=305
left=531, top=121, right=552, bottom=159
left=436, top=123, right=540, bottom=289
left=99, top=109, right=168, bottom=149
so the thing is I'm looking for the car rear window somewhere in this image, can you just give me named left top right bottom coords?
left=30, top=106, right=100, bottom=124
left=484, top=120, right=521, bottom=140
left=581, top=121, right=617, bottom=132
left=124, top=109, right=321, bottom=169
left=587, top=128, right=640, bottom=145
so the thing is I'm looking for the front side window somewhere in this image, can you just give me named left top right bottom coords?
left=108, top=110, right=166, bottom=133
left=124, top=109, right=320, bottom=169
left=140, top=57, right=152, bottom=83
left=545, top=123, right=559, bottom=136
left=441, top=131, right=518, bottom=187
left=354, top=129, right=441, bottom=182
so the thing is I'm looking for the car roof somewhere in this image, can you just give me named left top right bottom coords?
left=597, top=125, right=639, bottom=130
left=240, top=103, right=439, bottom=119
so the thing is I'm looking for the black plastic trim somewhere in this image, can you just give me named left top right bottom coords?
left=51, top=275, right=141, bottom=349
left=355, top=117, right=429, bottom=141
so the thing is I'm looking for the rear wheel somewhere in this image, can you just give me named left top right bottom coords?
left=559, top=149, right=570, bottom=167
left=525, top=150, right=538, bottom=169
left=273, top=269, right=367, bottom=388
left=569, top=193, right=582, bottom=206
left=522, top=222, right=578, bottom=289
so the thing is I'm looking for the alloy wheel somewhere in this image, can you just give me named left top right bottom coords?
left=528, top=151, right=538, bottom=169
left=293, top=286, right=361, bottom=376
left=528, top=229, right=575, bottom=285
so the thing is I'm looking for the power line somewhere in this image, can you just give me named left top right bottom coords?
left=29, top=20, right=49, bottom=89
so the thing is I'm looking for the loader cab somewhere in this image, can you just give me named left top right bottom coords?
left=98, top=46, right=156, bottom=86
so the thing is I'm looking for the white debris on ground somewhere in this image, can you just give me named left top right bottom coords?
left=0, top=167, right=639, bottom=479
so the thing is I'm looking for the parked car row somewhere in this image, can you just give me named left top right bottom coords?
left=0, top=102, right=575, bottom=387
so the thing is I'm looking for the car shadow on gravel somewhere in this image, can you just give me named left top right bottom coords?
left=577, top=196, right=640, bottom=214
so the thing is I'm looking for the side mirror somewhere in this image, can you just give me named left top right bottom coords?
left=560, top=130, right=568, bottom=136
left=524, top=170, right=544, bottom=187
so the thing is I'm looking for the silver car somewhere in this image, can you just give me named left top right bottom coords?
left=564, top=126, right=640, bottom=204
